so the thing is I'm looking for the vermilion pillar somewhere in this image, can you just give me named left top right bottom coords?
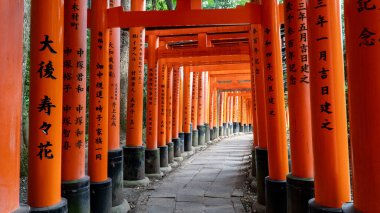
left=88, top=0, right=112, bottom=211
left=178, top=67, right=185, bottom=152
left=234, top=94, right=238, bottom=132
left=197, top=72, right=206, bottom=145
left=213, top=88, right=219, bottom=138
left=308, top=0, right=351, bottom=211
left=345, top=1, right=380, bottom=212
left=250, top=24, right=270, bottom=206
left=28, top=0, right=67, bottom=211
left=262, top=0, right=289, bottom=211
left=283, top=0, right=315, bottom=211
left=124, top=0, right=149, bottom=186
left=0, top=1, right=27, bottom=212
left=229, top=92, right=234, bottom=135
left=61, top=0, right=89, bottom=211
left=108, top=1, right=127, bottom=208
left=183, top=67, right=193, bottom=152
left=166, top=66, right=174, bottom=164
left=204, top=72, right=211, bottom=141
left=172, top=65, right=182, bottom=158
left=209, top=80, right=215, bottom=140
left=158, top=62, right=171, bottom=171
left=222, top=91, right=228, bottom=136
left=145, top=35, right=161, bottom=177
left=191, top=71, right=199, bottom=147
left=218, top=92, right=224, bottom=137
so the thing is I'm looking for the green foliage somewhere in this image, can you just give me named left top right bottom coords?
left=202, top=0, right=250, bottom=9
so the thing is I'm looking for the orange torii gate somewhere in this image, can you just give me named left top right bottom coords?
left=4, top=0, right=373, bottom=212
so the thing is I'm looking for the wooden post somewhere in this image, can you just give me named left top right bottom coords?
left=345, top=0, right=380, bottom=211
left=88, top=0, right=112, bottom=211
left=166, top=66, right=174, bottom=163
left=61, top=0, right=90, bottom=211
left=197, top=72, right=206, bottom=145
left=262, top=0, right=289, bottom=211
left=28, top=0, right=67, bottom=211
left=145, top=35, right=161, bottom=177
left=124, top=0, right=149, bottom=186
left=191, top=71, right=199, bottom=147
left=178, top=67, right=185, bottom=153
left=0, top=1, right=28, bottom=212
left=308, top=0, right=351, bottom=211
left=172, top=65, right=182, bottom=158
left=283, top=0, right=314, bottom=211
left=183, top=67, right=193, bottom=152
left=158, top=62, right=170, bottom=170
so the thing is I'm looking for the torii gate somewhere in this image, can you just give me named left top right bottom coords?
left=4, top=0, right=377, bottom=213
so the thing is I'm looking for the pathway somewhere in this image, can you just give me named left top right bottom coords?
left=133, top=134, right=253, bottom=213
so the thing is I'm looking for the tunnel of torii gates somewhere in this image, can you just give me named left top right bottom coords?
left=2, top=0, right=380, bottom=212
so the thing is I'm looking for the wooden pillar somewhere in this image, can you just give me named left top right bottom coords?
left=209, top=79, right=215, bottom=139
left=191, top=71, right=199, bottom=146
left=28, top=0, right=67, bottom=210
left=300, top=0, right=351, bottom=210
left=172, top=65, right=181, bottom=157
left=145, top=34, right=161, bottom=176
left=183, top=67, right=193, bottom=152
left=178, top=67, right=185, bottom=152
left=345, top=1, right=380, bottom=211
left=124, top=0, right=148, bottom=185
left=308, top=0, right=351, bottom=211
left=251, top=24, right=270, bottom=205
left=61, top=0, right=89, bottom=211
left=283, top=0, right=314, bottom=211
left=0, top=1, right=26, bottom=212
left=197, top=72, right=206, bottom=145
left=262, top=0, right=289, bottom=211
left=166, top=66, right=174, bottom=163
left=158, top=62, right=169, bottom=167
left=88, top=0, right=112, bottom=210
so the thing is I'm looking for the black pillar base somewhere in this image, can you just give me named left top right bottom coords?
left=233, top=122, right=238, bottom=133
left=244, top=124, right=248, bottom=132
left=123, top=146, right=145, bottom=181
left=90, top=178, right=112, bottom=213
left=179, top=132, right=185, bottom=153
left=30, top=199, right=68, bottom=213
left=213, top=127, right=218, bottom=138
left=249, top=124, right=252, bottom=132
left=14, top=204, right=30, bottom=213
left=219, top=126, right=223, bottom=137
left=210, top=128, right=214, bottom=140
left=223, top=123, right=227, bottom=136
left=62, top=176, right=90, bottom=213
left=184, top=133, right=192, bottom=152
left=108, top=149, right=124, bottom=207
left=168, top=142, right=174, bottom=163
left=251, top=149, right=256, bottom=178
left=192, top=130, right=199, bottom=147
left=159, top=145, right=169, bottom=167
left=173, top=138, right=181, bottom=157
left=229, top=123, right=233, bottom=135
left=239, top=122, right=244, bottom=132
left=198, top=125, right=206, bottom=145
left=205, top=123, right=210, bottom=143
left=309, top=199, right=354, bottom=213
left=145, top=148, right=161, bottom=175
left=256, top=147, right=269, bottom=205
left=287, top=174, right=314, bottom=213
left=265, top=177, right=287, bottom=213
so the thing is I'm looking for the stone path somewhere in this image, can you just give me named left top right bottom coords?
left=134, top=134, right=252, bottom=213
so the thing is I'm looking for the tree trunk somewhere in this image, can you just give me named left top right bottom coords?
left=165, top=0, right=174, bottom=10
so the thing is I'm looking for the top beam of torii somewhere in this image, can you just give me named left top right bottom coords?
left=88, top=2, right=284, bottom=29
